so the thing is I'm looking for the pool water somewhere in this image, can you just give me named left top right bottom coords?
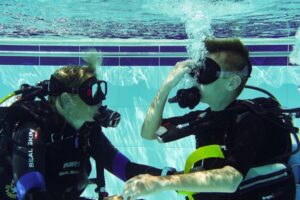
left=0, top=0, right=300, bottom=39
left=0, top=64, right=299, bottom=199
left=1, top=0, right=300, bottom=199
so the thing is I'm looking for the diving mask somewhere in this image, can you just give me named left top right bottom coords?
left=49, top=76, right=107, bottom=106
left=189, top=57, right=251, bottom=85
left=50, top=76, right=120, bottom=128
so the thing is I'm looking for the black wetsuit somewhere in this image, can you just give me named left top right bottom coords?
left=1, top=101, right=162, bottom=200
left=162, top=101, right=295, bottom=200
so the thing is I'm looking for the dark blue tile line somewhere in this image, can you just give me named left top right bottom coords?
left=80, top=46, right=119, bottom=52
left=250, top=57, right=288, bottom=66
left=80, top=57, right=119, bottom=66
left=246, top=45, right=288, bottom=52
left=160, top=46, right=186, bottom=52
left=0, top=45, right=39, bottom=51
left=0, top=56, right=292, bottom=66
left=0, top=45, right=293, bottom=66
left=40, top=57, right=79, bottom=66
left=160, top=57, right=186, bottom=66
left=0, top=45, right=292, bottom=53
left=120, top=46, right=159, bottom=52
left=0, top=56, right=39, bottom=65
left=40, top=46, right=80, bottom=52
left=102, top=57, right=120, bottom=66
left=120, top=57, right=159, bottom=66
left=160, top=45, right=290, bottom=52
left=162, top=57, right=290, bottom=66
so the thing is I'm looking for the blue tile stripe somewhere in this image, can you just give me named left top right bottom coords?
left=40, top=57, right=80, bottom=66
left=40, top=46, right=79, bottom=52
left=0, top=44, right=294, bottom=66
left=0, top=45, right=39, bottom=51
left=160, top=46, right=186, bottom=52
left=80, top=46, right=119, bottom=52
left=120, top=57, right=159, bottom=66
left=120, top=46, right=159, bottom=52
left=246, top=45, right=289, bottom=52
left=0, top=56, right=39, bottom=65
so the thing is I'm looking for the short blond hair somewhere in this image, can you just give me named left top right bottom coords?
left=49, top=54, right=99, bottom=104
left=52, top=54, right=99, bottom=88
left=52, top=65, right=95, bottom=88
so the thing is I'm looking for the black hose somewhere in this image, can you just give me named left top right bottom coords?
left=245, top=85, right=276, bottom=99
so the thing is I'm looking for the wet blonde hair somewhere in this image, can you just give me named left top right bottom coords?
left=49, top=54, right=100, bottom=104
left=204, top=38, right=252, bottom=96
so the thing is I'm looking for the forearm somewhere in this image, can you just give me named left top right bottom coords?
left=159, top=166, right=243, bottom=193
left=141, top=83, right=173, bottom=140
left=141, top=60, right=193, bottom=140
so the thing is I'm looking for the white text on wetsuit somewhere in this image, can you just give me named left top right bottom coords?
left=28, top=129, right=35, bottom=168
left=63, top=161, right=80, bottom=168
left=59, top=161, right=81, bottom=176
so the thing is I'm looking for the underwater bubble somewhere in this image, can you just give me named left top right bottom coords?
left=142, top=0, right=258, bottom=61
left=142, top=0, right=212, bottom=60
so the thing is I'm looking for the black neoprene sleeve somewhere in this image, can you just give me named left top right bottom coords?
left=11, top=121, right=47, bottom=200
left=88, top=129, right=162, bottom=181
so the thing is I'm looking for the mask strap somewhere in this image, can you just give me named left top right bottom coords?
left=49, top=75, right=67, bottom=96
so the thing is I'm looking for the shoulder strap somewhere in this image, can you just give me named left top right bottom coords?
left=0, top=107, right=9, bottom=155
left=7, top=100, right=59, bottom=134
